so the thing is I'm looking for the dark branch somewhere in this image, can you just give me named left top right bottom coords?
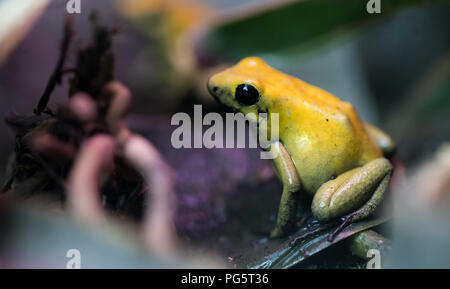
left=35, top=16, right=74, bottom=115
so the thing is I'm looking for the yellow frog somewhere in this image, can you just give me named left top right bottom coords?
left=207, top=57, right=395, bottom=240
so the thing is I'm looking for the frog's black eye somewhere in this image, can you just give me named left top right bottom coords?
left=235, top=84, right=259, bottom=106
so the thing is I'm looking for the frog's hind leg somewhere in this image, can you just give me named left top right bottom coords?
left=327, top=173, right=390, bottom=242
left=364, top=123, right=396, bottom=157
left=311, top=158, right=393, bottom=242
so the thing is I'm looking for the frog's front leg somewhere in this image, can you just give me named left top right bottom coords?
left=269, top=141, right=302, bottom=239
left=311, top=158, right=393, bottom=241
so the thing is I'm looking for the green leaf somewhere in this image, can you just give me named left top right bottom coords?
left=247, top=215, right=389, bottom=269
left=197, top=0, right=450, bottom=62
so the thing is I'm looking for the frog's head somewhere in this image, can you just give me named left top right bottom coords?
left=207, top=57, right=271, bottom=117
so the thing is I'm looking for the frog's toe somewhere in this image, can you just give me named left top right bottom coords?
left=270, top=227, right=287, bottom=239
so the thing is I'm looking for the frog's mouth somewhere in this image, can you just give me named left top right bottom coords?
left=207, top=84, right=238, bottom=112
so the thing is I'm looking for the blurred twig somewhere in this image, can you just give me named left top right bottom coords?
left=35, top=17, right=73, bottom=115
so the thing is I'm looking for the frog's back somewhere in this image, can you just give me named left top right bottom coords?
left=266, top=72, right=383, bottom=194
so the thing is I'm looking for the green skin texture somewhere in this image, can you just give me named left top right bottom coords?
left=269, top=124, right=394, bottom=239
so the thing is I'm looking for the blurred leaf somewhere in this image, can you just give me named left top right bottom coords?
left=196, top=0, right=450, bottom=62
left=386, top=51, right=450, bottom=161
left=117, top=0, right=214, bottom=34
left=415, top=70, right=450, bottom=123
left=247, top=215, right=389, bottom=269
left=0, top=0, right=49, bottom=64
left=0, top=202, right=225, bottom=268
left=116, top=0, right=217, bottom=109
left=386, top=143, right=450, bottom=268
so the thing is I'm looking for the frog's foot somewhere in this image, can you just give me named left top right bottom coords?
left=271, top=211, right=310, bottom=239
left=270, top=218, right=297, bottom=239
left=289, top=222, right=336, bottom=246
left=311, top=158, right=393, bottom=242
left=270, top=227, right=286, bottom=239
left=270, top=198, right=299, bottom=239
left=327, top=212, right=357, bottom=242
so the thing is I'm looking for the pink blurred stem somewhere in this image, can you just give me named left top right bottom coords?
left=102, top=81, right=178, bottom=255
left=67, top=134, right=116, bottom=224
left=123, top=134, right=178, bottom=255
